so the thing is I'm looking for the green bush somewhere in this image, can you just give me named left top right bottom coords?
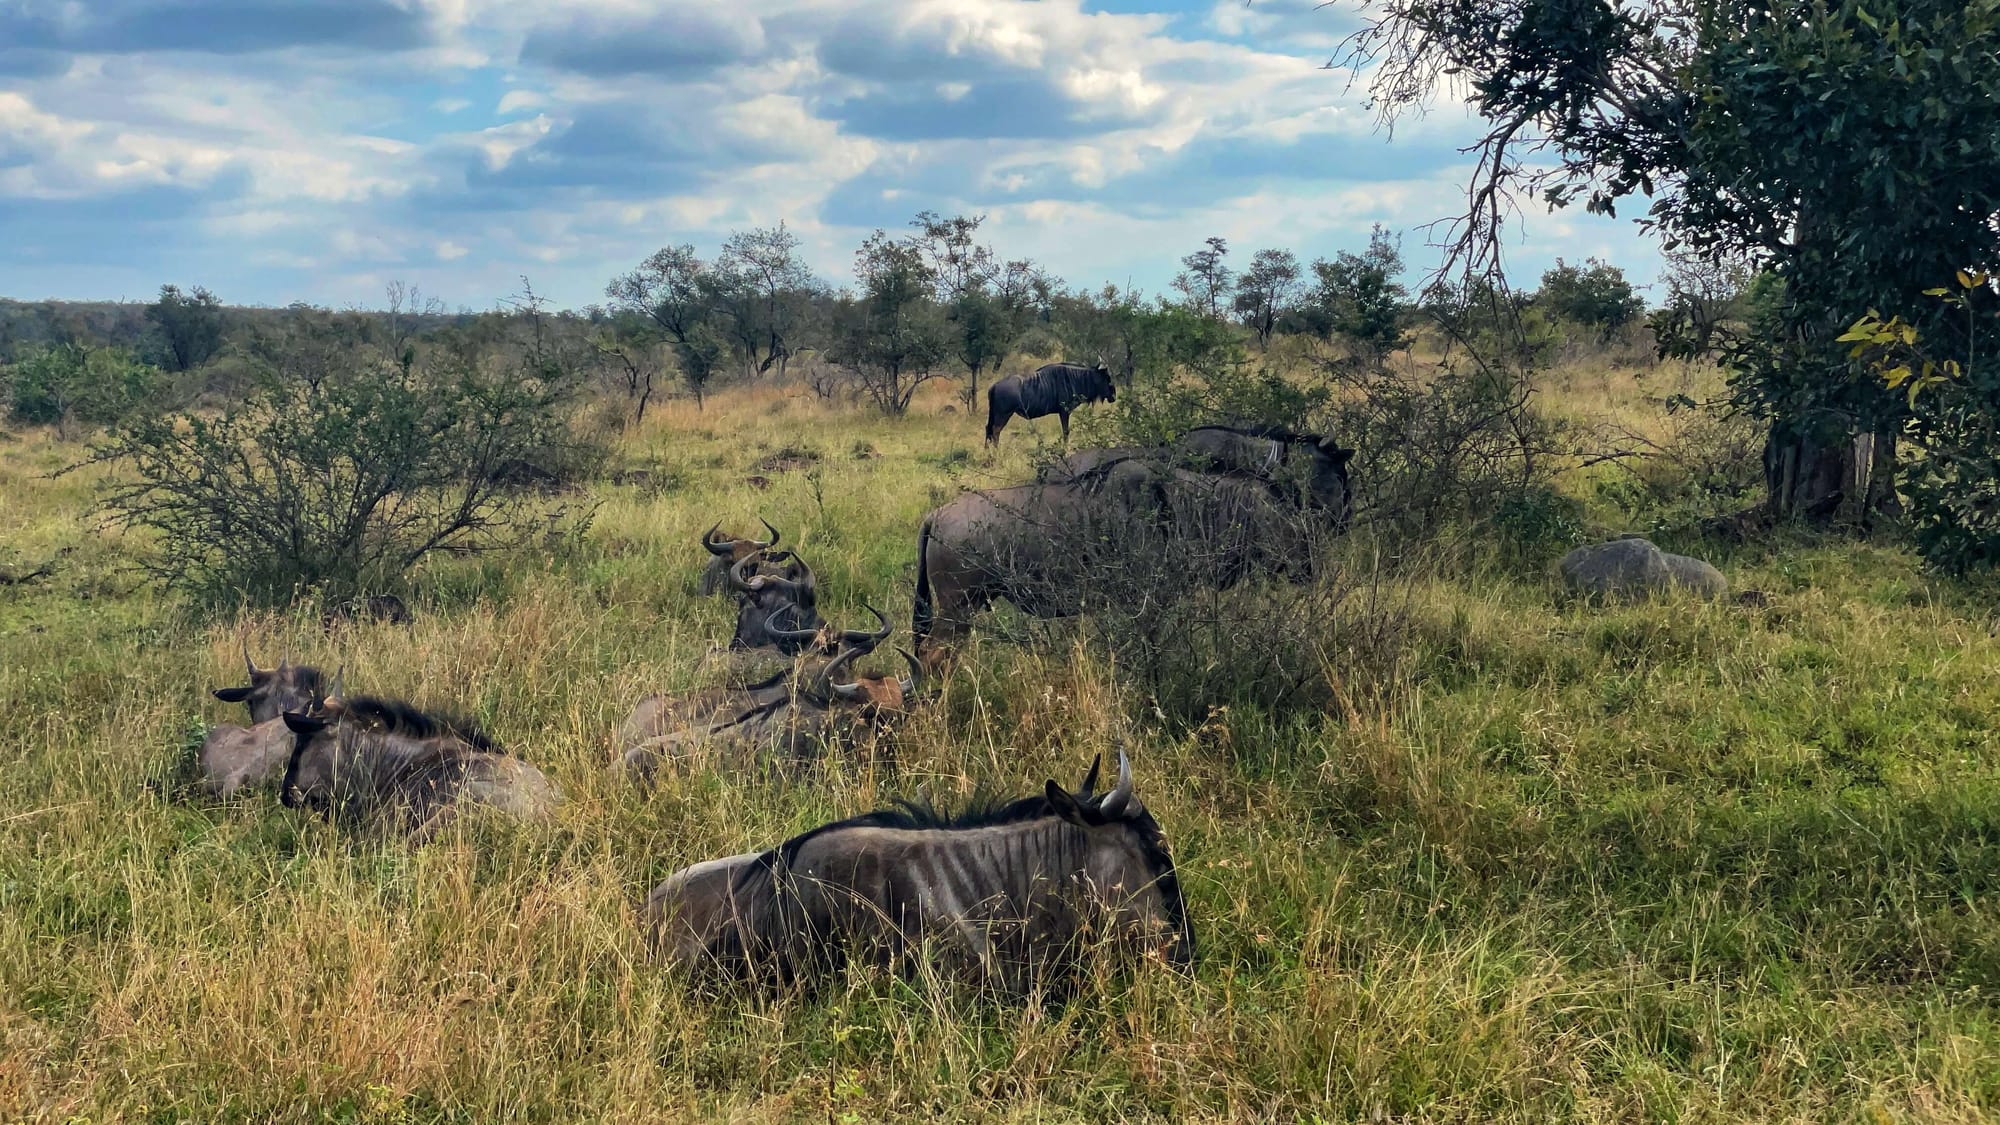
left=7, top=343, right=163, bottom=430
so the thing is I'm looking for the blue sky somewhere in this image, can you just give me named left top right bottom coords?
left=0, top=0, right=1664, bottom=310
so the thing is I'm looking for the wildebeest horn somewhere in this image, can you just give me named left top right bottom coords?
left=765, top=616, right=825, bottom=642
left=1098, top=748, right=1135, bottom=817
left=896, top=647, right=920, bottom=698
left=1078, top=754, right=1103, bottom=798
left=727, top=554, right=761, bottom=594
left=701, top=522, right=735, bottom=557
left=840, top=602, right=892, bottom=647
left=813, top=644, right=863, bottom=703
left=243, top=638, right=258, bottom=677
left=329, top=665, right=345, bottom=701
left=755, top=517, right=780, bottom=549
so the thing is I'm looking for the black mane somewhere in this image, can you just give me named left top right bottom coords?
left=772, top=790, right=1058, bottom=865
left=337, top=694, right=501, bottom=754
left=283, top=664, right=328, bottom=695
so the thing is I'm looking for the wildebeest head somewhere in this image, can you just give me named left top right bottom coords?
left=1047, top=749, right=1192, bottom=965
left=1301, top=437, right=1355, bottom=527
left=806, top=643, right=923, bottom=718
left=767, top=601, right=894, bottom=659
left=727, top=551, right=823, bottom=652
left=1089, top=357, right=1117, bottom=403
left=211, top=642, right=328, bottom=723
left=702, top=517, right=780, bottom=562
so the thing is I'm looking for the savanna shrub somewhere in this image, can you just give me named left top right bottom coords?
left=8, top=343, right=163, bottom=432
left=89, top=340, right=589, bottom=608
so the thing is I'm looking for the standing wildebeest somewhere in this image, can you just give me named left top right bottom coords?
left=197, top=646, right=332, bottom=798
left=698, top=518, right=782, bottom=596
left=280, top=695, right=560, bottom=844
left=985, top=361, right=1117, bottom=445
left=913, top=432, right=1355, bottom=650
left=642, top=750, right=1192, bottom=991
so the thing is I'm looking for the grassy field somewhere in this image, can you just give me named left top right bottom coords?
left=4, top=367, right=2000, bottom=1123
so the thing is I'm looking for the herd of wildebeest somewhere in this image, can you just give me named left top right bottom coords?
left=188, top=381, right=1355, bottom=993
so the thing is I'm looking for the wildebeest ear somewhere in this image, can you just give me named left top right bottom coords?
left=1046, top=780, right=1104, bottom=826
left=211, top=686, right=254, bottom=703
left=282, top=711, right=326, bottom=735
left=1331, top=446, right=1355, bottom=469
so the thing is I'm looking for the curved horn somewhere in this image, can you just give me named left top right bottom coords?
left=1098, top=748, right=1135, bottom=817
left=329, top=665, right=345, bottom=702
left=814, top=644, right=865, bottom=703
left=895, top=647, right=921, bottom=699
left=1078, top=754, right=1103, bottom=798
left=702, top=521, right=735, bottom=556
left=840, top=602, right=893, bottom=647
left=243, top=638, right=258, bottom=677
left=765, top=616, right=825, bottom=642
left=755, top=517, right=781, bottom=550
left=727, top=554, right=763, bottom=595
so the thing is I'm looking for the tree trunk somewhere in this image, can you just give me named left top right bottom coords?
left=1763, top=420, right=1899, bottom=524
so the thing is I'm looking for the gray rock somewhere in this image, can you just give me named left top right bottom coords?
left=1559, top=537, right=1729, bottom=602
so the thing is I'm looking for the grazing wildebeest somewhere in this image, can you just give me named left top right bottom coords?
left=280, top=695, right=559, bottom=844
left=913, top=432, right=1355, bottom=650
left=618, top=604, right=894, bottom=753
left=642, top=750, right=1192, bottom=992
left=985, top=361, right=1117, bottom=445
left=196, top=647, right=333, bottom=798
left=698, top=518, right=782, bottom=596
left=725, top=552, right=826, bottom=654
left=620, top=641, right=922, bottom=782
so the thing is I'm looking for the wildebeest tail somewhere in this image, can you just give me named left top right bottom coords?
left=913, top=518, right=935, bottom=646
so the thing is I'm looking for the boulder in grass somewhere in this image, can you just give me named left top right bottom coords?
left=1559, top=537, right=1728, bottom=602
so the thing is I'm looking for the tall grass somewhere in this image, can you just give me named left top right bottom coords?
left=2, top=371, right=1999, bottom=1121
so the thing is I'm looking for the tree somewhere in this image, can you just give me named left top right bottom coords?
left=1299, top=226, right=1412, bottom=361
left=1233, top=249, right=1302, bottom=348
left=606, top=246, right=725, bottom=409
left=1651, top=251, right=1754, bottom=361
left=1173, top=237, right=1232, bottom=319
left=909, top=211, right=1043, bottom=403
left=830, top=231, right=952, bottom=415
left=146, top=284, right=225, bottom=373
left=1533, top=257, right=1645, bottom=340
left=716, top=224, right=816, bottom=378
left=587, top=311, right=671, bottom=426
left=8, top=342, right=162, bottom=435
left=1335, top=0, right=2000, bottom=522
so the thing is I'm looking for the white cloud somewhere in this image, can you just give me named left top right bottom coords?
left=496, top=89, right=545, bottom=114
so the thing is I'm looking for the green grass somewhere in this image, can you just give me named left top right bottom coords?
left=4, top=378, right=2000, bottom=1122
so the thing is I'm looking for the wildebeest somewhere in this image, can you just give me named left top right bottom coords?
left=280, top=695, right=560, bottom=844
left=725, top=552, right=826, bottom=653
left=197, top=647, right=333, bottom=798
left=620, top=639, right=922, bottom=782
left=912, top=431, right=1355, bottom=650
left=321, top=594, right=413, bottom=630
left=698, top=518, right=782, bottom=596
left=618, top=604, right=894, bottom=753
left=210, top=642, right=327, bottom=722
left=642, top=750, right=1192, bottom=991
left=985, top=361, right=1117, bottom=445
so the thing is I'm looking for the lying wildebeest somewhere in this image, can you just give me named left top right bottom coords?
left=197, top=646, right=333, bottom=798
left=620, top=640, right=922, bottom=783
left=985, top=360, right=1117, bottom=445
left=724, top=552, right=826, bottom=653
left=913, top=432, right=1355, bottom=650
left=618, top=604, right=894, bottom=753
left=321, top=594, right=413, bottom=630
left=698, top=518, right=782, bottom=596
left=280, top=695, right=560, bottom=844
left=642, top=750, right=1192, bottom=991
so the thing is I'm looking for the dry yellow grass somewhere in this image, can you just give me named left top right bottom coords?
left=2, top=368, right=1999, bottom=1122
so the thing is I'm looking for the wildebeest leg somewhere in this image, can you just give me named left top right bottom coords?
left=1058, top=411, right=1072, bottom=444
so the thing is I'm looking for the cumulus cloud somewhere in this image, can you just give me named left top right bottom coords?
left=0, top=0, right=1664, bottom=305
